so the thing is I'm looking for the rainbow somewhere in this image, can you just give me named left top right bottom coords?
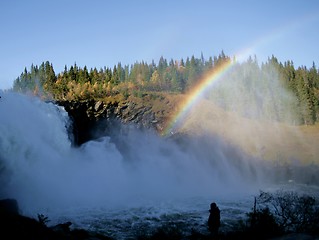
left=161, top=10, right=319, bottom=136
left=162, top=59, right=235, bottom=136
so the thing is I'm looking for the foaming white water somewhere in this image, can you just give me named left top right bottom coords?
left=0, top=92, right=72, bottom=208
left=0, top=91, right=272, bottom=237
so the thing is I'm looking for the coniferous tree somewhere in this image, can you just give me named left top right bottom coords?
left=11, top=54, right=319, bottom=125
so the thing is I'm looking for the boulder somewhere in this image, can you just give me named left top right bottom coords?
left=0, top=198, right=19, bottom=215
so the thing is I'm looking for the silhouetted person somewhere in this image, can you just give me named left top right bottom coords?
left=208, top=202, right=220, bottom=238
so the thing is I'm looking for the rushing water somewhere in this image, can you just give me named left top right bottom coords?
left=46, top=194, right=255, bottom=239
left=0, top=91, right=318, bottom=239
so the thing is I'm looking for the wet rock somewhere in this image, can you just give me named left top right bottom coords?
left=56, top=98, right=163, bottom=145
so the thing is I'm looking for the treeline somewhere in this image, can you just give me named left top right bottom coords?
left=13, top=52, right=319, bottom=125
left=208, top=56, right=319, bottom=125
left=13, top=52, right=230, bottom=99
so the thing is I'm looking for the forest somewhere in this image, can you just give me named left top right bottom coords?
left=13, top=52, right=319, bottom=125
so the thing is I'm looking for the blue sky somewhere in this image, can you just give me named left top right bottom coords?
left=1, top=0, right=319, bottom=90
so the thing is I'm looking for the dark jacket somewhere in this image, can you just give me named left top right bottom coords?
left=208, top=203, right=220, bottom=232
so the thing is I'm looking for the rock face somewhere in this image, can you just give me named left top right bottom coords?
left=56, top=98, right=165, bottom=145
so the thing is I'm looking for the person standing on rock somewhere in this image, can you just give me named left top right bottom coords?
left=208, top=202, right=220, bottom=238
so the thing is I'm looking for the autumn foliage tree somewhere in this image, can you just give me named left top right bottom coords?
left=13, top=52, right=319, bottom=125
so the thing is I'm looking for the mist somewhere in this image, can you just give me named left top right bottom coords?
left=0, top=90, right=273, bottom=217
left=177, top=59, right=319, bottom=166
left=208, top=60, right=299, bottom=123
left=1, top=60, right=319, bottom=239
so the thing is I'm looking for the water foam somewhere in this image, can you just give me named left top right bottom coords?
left=0, top=91, right=267, bottom=217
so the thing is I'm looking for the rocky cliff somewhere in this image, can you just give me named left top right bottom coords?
left=56, top=94, right=180, bottom=145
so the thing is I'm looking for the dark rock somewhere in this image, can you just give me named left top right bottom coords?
left=50, top=221, right=72, bottom=235
left=0, top=198, right=112, bottom=240
left=0, top=206, right=58, bottom=240
left=0, top=198, right=19, bottom=215
left=56, top=99, right=163, bottom=146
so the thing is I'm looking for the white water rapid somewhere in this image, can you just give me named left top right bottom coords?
left=0, top=90, right=310, bottom=239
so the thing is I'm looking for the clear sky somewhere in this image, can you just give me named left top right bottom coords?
left=1, top=0, right=319, bottom=90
